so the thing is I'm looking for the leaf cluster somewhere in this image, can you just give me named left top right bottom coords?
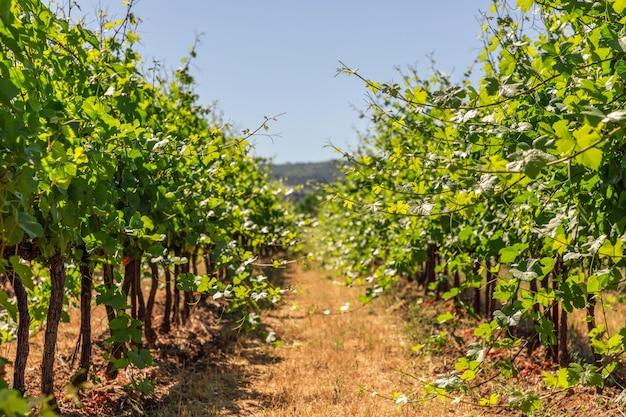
left=316, top=0, right=626, bottom=413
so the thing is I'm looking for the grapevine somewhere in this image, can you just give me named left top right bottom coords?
left=317, top=0, right=626, bottom=414
left=0, top=0, right=297, bottom=413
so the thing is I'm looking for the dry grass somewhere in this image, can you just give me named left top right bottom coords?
left=0, top=302, right=113, bottom=394
left=19, top=260, right=626, bottom=416
left=149, top=263, right=478, bottom=417
left=0, top=261, right=473, bottom=416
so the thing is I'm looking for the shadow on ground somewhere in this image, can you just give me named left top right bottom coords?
left=60, top=262, right=292, bottom=417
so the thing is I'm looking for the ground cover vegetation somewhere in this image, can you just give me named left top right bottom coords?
left=0, top=0, right=298, bottom=414
left=314, top=0, right=626, bottom=414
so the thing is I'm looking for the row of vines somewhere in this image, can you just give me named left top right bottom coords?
left=317, top=0, right=626, bottom=414
left=0, top=0, right=297, bottom=414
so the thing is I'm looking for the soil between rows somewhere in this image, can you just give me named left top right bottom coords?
left=4, top=261, right=621, bottom=416
left=1, top=260, right=448, bottom=416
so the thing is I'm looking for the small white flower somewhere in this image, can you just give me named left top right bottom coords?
left=251, top=291, right=268, bottom=301
left=248, top=313, right=260, bottom=325
left=104, top=85, right=116, bottom=97
left=384, top=268, right=397, bottom=277
left=323, top=309, right=331, bottom=315
left=340, top=302, right=350, bottom=313
left=223, top=286, right=233, bottom=298
left=395, top=394, right=409, bottom=405
left=482, top=114, right=497, bottom=124
left=265, top=331, right=277, bottom=343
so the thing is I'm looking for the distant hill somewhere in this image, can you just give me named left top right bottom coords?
left=268, top=160, right=344, bottom=200
left=270, top=160, right=343, bottom=185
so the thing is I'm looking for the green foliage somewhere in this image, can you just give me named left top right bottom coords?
left=295, top=192, right=322, bottom=216
left=508, top=390, right=540, bottom=415
left=0, top=0, right=299, bottom=408
left=0, top=387, right=29, bottom=417
left=315, top=0, right=626, bottom=413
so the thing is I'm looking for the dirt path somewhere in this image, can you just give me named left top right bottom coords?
left=165, top=262, right=463, bottom=417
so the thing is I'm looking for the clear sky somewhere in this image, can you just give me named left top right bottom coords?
left=74, top=0, right=492, bottom=163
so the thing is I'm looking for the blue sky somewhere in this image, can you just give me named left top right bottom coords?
left=75, top=1, right=492, bottom=163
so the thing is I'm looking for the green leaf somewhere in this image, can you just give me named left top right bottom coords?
left=104, top=354, right=129, bottom=371
left=146, top=244, right=165, bottom=258
left=543, top=368, right=571, bottom=388
left=96, top=286, right=129, bottom=310
left=535, top=316, right=556, bottom=345
left=561, top=281, right=585, bottom=313
left=81, top=96, right=108, bottom=120
left=479, top=393, right=500, bottom=406
left=522, top=154, right=550, bottom=178
left=9, top=256, right=34, bottom=290
left=516, top=0, right=534, bottom=12
left=543, top=371, right=558, bottom=388
left=493, top=309, right=522, bottom=328
left=567, top=362, right=584, bottom=384
left=197, top=275, right=217, bottom=293
left=0, top=386, right=31, bottom=416
left=442, top=287, right=459, bottom=300
left=0, top=0, right=11, bottom=21
left=540, top=257, right=555, bottom=275
left=587, top=274, right=601, bottom=294
left=437, top=311, right=455, bottom=323
left=140, top=215, right=154, bottom=231
left=103, top=18, right=125, bottom=30
left=474, top=322, right=496, bottom=340
left=598, top=238, right=623, bottom=263
left=108, top=314, right=142, bottom=344
left=0, top=292, right=17, bottom=321
left=0, top=78, right=19, bottom=106
left=497, top=358, right=518, bottom=379
left=508, top=390, right=540, bottom=414
left=460, top=369, right=476, bottom=381
left=499, top=243, right=528, bottom=263
left=3, top=214, right=24, bottom=246
left=612, top=0, right=626, bottom=14
left=573, top=125, right=603, bottom=170
left=127, top=347, right=154, bottom=369
left=506, top=149, right=555, bottom=179
left=577, top=363, right=604, bottom=387
left=577, top=147, right=603, bottom=170
left=176, top=272, right=200, bottom=292
left=17, top=212, right=44, bottom=238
